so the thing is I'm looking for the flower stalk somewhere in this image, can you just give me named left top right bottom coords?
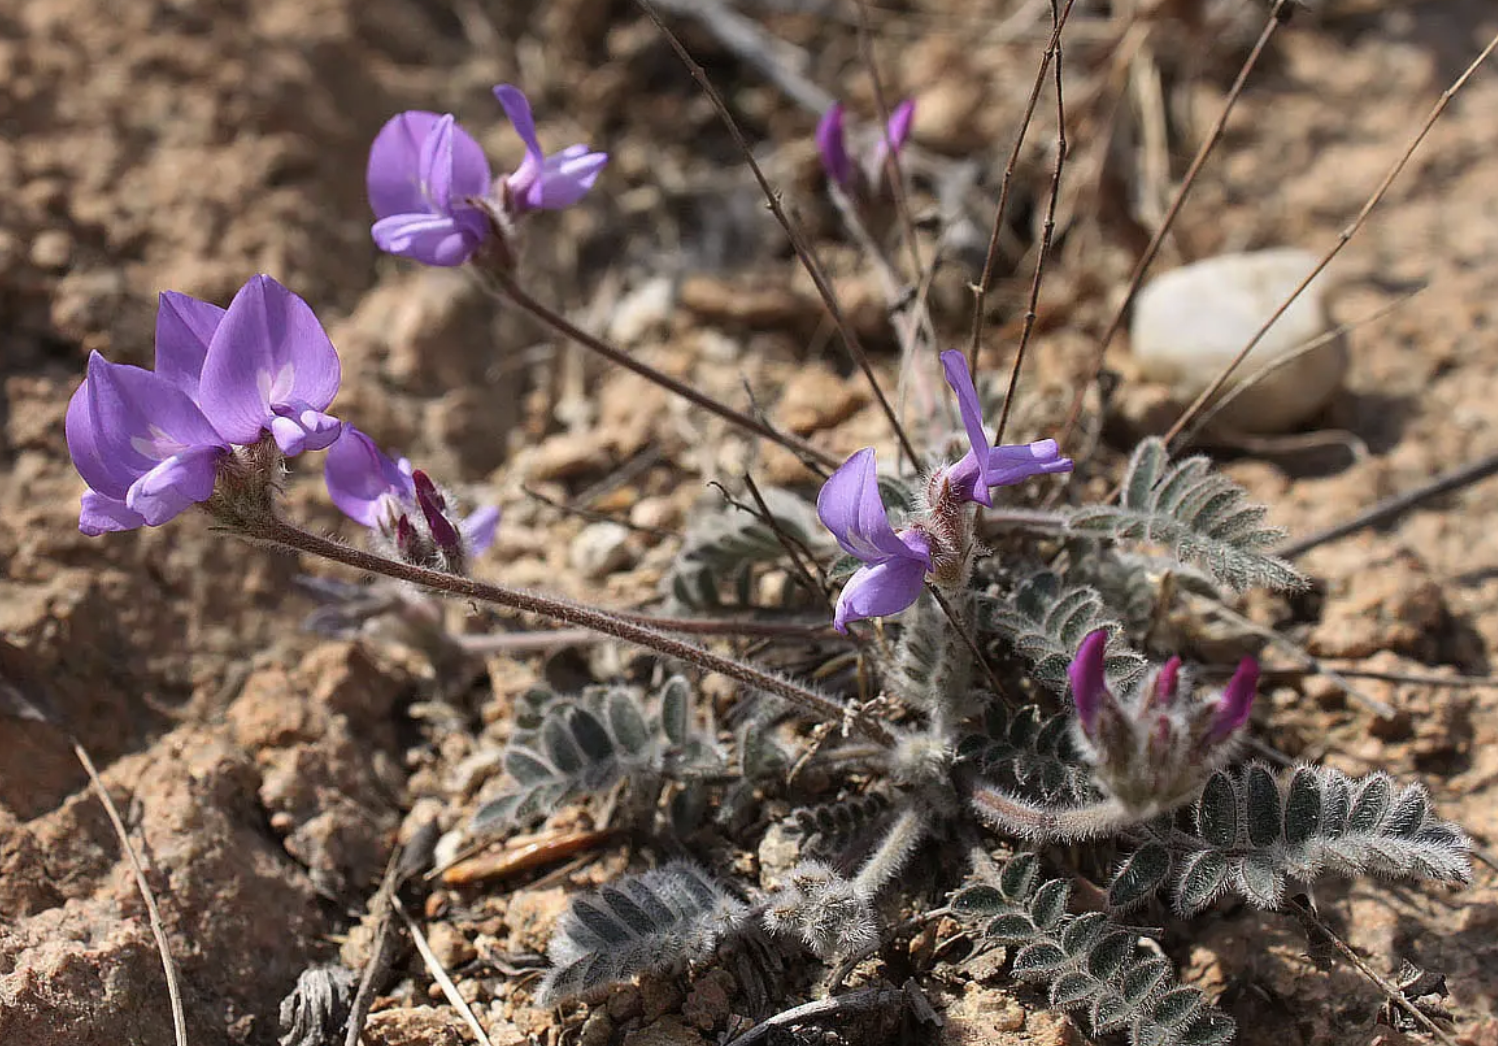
left=247, top=515, right=894, bottom=746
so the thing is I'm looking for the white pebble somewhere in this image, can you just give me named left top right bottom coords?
left=1130, top=248, right=1348, bottom=434
left=568, top=521, right=635, bottom=579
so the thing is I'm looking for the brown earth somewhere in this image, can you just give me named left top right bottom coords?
left=2, top=0, right=1498, bottom=1044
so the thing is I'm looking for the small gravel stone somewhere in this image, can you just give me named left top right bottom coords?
left=569, top=521, right=634, bottom=579
left=29, top=229, right=72, bottom=270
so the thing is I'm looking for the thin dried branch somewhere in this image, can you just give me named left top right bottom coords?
left=635, top=0, right=921, bottom=465
left=1162, top=25, right=1498, bottom=449
left=1060, top=0, right=1294, bottom=443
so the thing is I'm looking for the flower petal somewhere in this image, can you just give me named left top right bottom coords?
left=872, top=98, right=915, bottom=172
left=816, top=448, right=917, bottom=564
left=1067, top=629, right=1110, bottom=734
left=415, top=114, right=491, bottom=213
left=125, top=444, right=223, bottom=526
left=154, top=291, right=224, bottom=401
left=82, top=352, right=226, bottom=484
left=66, top=369, right=132, bottom=499
left=324, top=427, right=414, bottom=528
left=199, top=275, right=341, bottom=445
left=1208, top=657, right=1259, bottom=743
left=494, top=84, right=545, bottom=200
left=268, top=403, right=342, bottom=457
left=371, top=212, right=484, bottom=267
left=833, top=556, right=927, bottom=633
left=940, top=349, right=994, bottom=506
left=816, top=103, right=852, bottom=189
left=531, top=144, right=608, bottom=209
left=461, top=504, right=501, bottom=555
left=79, top=490, right=146, bottom=535
left=982, top=439, right=1073, bottom=488
left=368, top=111, right=442, bottom=218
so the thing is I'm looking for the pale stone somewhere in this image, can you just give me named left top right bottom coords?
left=1130, top=248, right=1348, bottom=434
left=569, top=521, right=635, bottom=579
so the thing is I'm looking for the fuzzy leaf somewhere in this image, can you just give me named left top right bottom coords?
left=1166, top=765, right=1470, bottom=913
left=659, top=676, right=690, bottom=747
left=1245, top=765, right=1283, bottom=847
left=538, top=862, right=748, bottom=1004
left=1109, top=843, right=1172, bottom=911
left=1000, top=853, right=1041, bottom=901
left=1197, top=772, right=1238, bottom=848
left=1283, top=766, right=1322, bottom=845
left=1013, top=941, right=1069, bottom=977
left=1065, top=438, right=1306, bottom=592
left=951, top=885, right=1007, bottom=918
left=1029, top=879, right=1071, bottom=930
left=1173, top=851, right=1231, bottom=917
left=1051, top=971, right=1097, bottom=1008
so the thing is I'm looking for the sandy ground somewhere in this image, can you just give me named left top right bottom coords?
left=2, top=0, right=1497, bottom=1043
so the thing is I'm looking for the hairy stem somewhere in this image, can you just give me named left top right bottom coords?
left=852, top=805, right=928, bottom=897
left=252, top=517, right=893, bottom=746
left=970, top=782, right=1136, bottom=841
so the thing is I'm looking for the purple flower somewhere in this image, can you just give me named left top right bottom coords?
left=1208, top=658, right=1260, bottom=743
left=198, top=275, right=343, bottom=456
left=816, top=99, right=915, bottom=194
left=1067, top=628, right=1110, bottom=734
left=369, top=111, right=495, bottom=267
left=66, top=352, right=229, bottom=534
left=816, top=104, right=854, bottom=191
left=817, top=448, right=932, bottom=632
left=324, top=428, right=499, bottom=556
left=938, top=350, right=1072, bottom=507
left=493, top=85, right=608, bottom=213
left=1065, top=628, right=1263, bottom=812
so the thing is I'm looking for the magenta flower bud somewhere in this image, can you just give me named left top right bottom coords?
left=1067, top=629, right=1111, bottom=736
left=413, top=469, right=462, bottom=559
left=324, top=428, right=500, bottom=562
left=871, top=98, right=915, bottom=175
left=816, top=103, right=853, bottom=190
left=1208, top=657, right=1260, bottom=743
left=1149, top=656, right=1183, bottom=709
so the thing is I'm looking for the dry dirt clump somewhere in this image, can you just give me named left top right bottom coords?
left=3, top=0, right=1498, bottom=1044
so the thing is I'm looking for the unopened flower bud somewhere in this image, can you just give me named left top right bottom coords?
left=1208, top=657, right=1259, bottom=743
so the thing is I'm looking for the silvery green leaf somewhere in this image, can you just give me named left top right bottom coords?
left=1108, top=843, right=1172, bottom=911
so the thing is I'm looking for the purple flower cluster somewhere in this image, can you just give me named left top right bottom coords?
left=66, top=275, right=341, bottom=535
left=817, top=351, right=1072, bottom=631
left=1068, top=629, right=1260, bottom=811
left=368, top=85, right=607, bottom=268
left=816, top=99, right=915, bottom=198
left=65, top=274, right=499, bottom=568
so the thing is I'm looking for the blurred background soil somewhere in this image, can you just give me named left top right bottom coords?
left=2, top=0, right=1498, bottom=1043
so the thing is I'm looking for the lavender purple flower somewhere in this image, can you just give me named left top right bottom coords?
left=65, top=275, right=342, bottom=534
left=198, top=275, right=343, bottom=456
left=816, top=448, right=932, bottom=632
left=816, top=99, right=915, bottom=197
left=937, top=350, right=1072, bottom=507
left=367, top=86, right=607, bottom=267
left=324, top=427, right=499, bottom=572
left=368, top=112, right=494, bottom=267
left=492, top=85, right=608, bottom=214
left=1067, top=628, right=1261, bottom=813
left=66, top=352, right=229, bottom=534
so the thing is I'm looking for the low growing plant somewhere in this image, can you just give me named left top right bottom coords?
left=62, top=75, right=1473, bottom=1046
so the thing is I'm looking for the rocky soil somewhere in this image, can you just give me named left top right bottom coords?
left=2, top=0, right=1497, bottom=1044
